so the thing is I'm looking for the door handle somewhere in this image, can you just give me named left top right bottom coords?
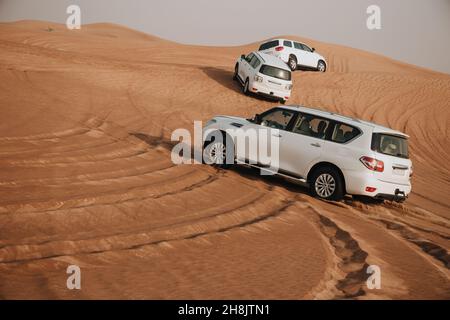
left=310, top=142, right=321, bottom=147
left=272, top=133, right=282, bottom=138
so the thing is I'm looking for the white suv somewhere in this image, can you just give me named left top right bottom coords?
left=203, top=105, right=412, bottom=202
left=259, top=38, right=327, bottom=72
left=234, top=51, right=292, bottom=104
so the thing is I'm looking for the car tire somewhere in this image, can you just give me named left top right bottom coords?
left=233, top=64, right=238, bottom=80
left=243, top=78, right=249, bottom=95
left=317, top=60, right=326, bottom=72
left=288, top=56, right=297, bottom=71
left=203, top=132, right=234, bottom=169
left=280, top=99, right=286, bottom=104
left=310, top=167, right=344, bottom=201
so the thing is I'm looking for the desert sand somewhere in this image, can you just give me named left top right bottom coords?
left=0, top=20, right=449, bottom=299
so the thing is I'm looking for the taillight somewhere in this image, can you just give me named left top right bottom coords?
left=360, top=156, right=384, bottom=172
left=275, top=46, right=284, bottom=51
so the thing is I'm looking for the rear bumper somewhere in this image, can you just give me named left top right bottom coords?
left=374, top=190, right=407, bottom=202
left=344, top=170, right=411, bottom=201
left=250, top=81, right=291, bottom=101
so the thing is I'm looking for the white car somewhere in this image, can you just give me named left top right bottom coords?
left=234, top=51, right=292, bottom=104
left=259, top=38, right=327, bottom=72
left=203, top=105, right=412, bottom=202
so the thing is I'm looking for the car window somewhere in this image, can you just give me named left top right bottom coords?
left=259, top=40, right=279, bottom=51
left=293, top=42, right=302, bottom=50
left=245, top=53, right=254, bottom=63
left=250, top=56, right=260, bottom=69
left=283, top=40, right=292, bottom=47
left=331, top=123, right=361, bottom=143
left=260, top=109, right=295, bottom=130
left=301, top=44, right=312, bottom=52
left=292, top=114, right=330, bottom=139
left=259, top=65, right=291, bottom=81
left=371, top=133, right=409, bottom=158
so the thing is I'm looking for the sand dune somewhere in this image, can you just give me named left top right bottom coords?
left=0, top=20, right=449, bottom=299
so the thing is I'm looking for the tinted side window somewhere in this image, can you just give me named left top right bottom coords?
left=245, top=53, right=254, bottom=63
left=283, top=40, right=292, bottom=47
left=301, top=44, right=312, bottom=52
left=259, top=40, right=279, bottom=51
left=292, top=114, right=331, bottom=139
left=294, top=42, right=302, bottom=50
left=331, top=123, right=361, bottom=143
left=250, top=56, right=260, bottom=69
left=260, top=109, right=295, bottom=130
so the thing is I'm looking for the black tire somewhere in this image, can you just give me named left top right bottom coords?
left=203, top=132, right=234, bottom=169
left=310, top=166, right=344, bottom=201
left=233, top=64, right=238, bottom=80
left=280, top=99, right=286, bottom=104
left=288, top=56, right=297, bottom=71
left=243, top=78, right=250, bottom=95
left=317, top=60, right=326, bottom=72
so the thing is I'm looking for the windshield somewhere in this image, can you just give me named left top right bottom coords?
left=371, top=133, right=409, bottom=159
left=259, top=65, right=291, bottom=81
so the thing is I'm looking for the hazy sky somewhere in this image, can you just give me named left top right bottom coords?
left=1, top=0, right=449, bottom=73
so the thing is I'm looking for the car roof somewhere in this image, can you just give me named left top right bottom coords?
left=253, top=51, right=291, bottom=71
left=261, top=38, right=305, bottom=46
left=278, top=105, right=409, bottom=137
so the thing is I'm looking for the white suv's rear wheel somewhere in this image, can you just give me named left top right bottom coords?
left=310, top=167, right=344, bottom=201
left=288, top=56, right=297, bottom=71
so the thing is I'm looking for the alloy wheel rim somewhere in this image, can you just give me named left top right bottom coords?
left=315, top=173, right=336, bottom=198
left=290, top=60, right=296, bottom=70
left=208, top=141, right=226, bottom=164
left=318, top=62, right=325, bottom=71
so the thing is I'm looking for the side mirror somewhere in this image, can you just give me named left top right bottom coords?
left=254, top=113, right=262, bottom=124
left=311, top=48, right=315, bottom=52
left=241, top=54, right=246, bottom=60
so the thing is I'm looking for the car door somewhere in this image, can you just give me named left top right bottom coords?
left=248, top=55, right=261, bottom=80
left=239, top=53, right=254, bottom=82
left=292, top=42, right=308, bottom=67
left=278, top=112, right=332, bottom=178
left=236, top=108, right=296, bottom=172
left=300, top=43, right=317, bottom=67
left=282, top=40, right=294, bottom=57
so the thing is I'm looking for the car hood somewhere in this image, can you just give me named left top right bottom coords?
left=215, top=115, right=251, bottom=125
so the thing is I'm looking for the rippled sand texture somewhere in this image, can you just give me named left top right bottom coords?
left=0, top=21, right=449, bottom=299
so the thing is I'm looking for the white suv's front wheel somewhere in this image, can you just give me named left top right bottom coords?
left=310, top=167, right=344, bottom=201
left=243, top=78, right=250, bottom=95
left=203, top=134, right=234, bottom=169
left=317, top=60, right=326, bottom=72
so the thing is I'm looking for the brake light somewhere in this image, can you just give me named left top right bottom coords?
left=360, top=156, right=384, bottom=172
left=275, top=46, right=284, bottom=51
left=365, top=187, right=377, bottom=192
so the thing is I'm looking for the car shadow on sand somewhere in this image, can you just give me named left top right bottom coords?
left=200, top=66, right=283, bottom=104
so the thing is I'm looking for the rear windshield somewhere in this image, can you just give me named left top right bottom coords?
left=259, top=65, right=291, bottom=81
left=371, top=133, right=409, bottom=159
left=259, top=40, right=279, bottom=51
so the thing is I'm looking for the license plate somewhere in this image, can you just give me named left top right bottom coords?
left=393, top=168, right=406, bottom=176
